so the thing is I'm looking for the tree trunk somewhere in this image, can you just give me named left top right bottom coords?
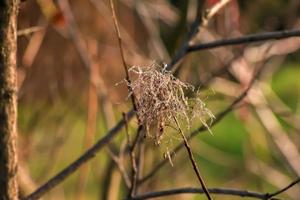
left=0, top=0, right=19, bottom=200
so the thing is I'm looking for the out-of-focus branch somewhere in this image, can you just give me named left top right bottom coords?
left=106, top=146, right=131, bottom=188
left=129, top=177, right=300, bottom=200
left=188, top=29, right=300, bottom=52
left=166, top=0, right=204, bottom=69
left=18, top=20, right=47, bottom=93
left=168, top=0, right=230, bottom=69
left=251, top=88, right=300, bottom=176
left=268, top=177, right=300, bottom=198
left=17, top=26, right=44, bottom=37
left=202, top=0, right=232, bottom=27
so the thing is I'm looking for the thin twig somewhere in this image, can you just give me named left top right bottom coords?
left=267, top=177, right=300, bottom=198
left=123, top=113, right=138, bottom=197
left=173, top=116, right=212, bottom=200
left=131, top=177, right=300, bottom=199
left=202, top=0, right=232, bottom=27
left=109, top=0, right=142, bottom=157
left=109, top=0, right=129, bottom=79
left=17, top=26, right=44, bottom=37
left=106, top=147, right=131, bottom=188
left=109, top=0, right=139, bottom=114
left=130, top=187, right=266, bottom=200
left=109, top=0, right=142, bottom=196
left=123, top=113, right=132, bottom=146
left=131, top=134, right=144, bottom=196
left=188, top=29, right=300, bottom=52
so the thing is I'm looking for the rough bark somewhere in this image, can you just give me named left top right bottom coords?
left=0, top=0, right=19, bottom=200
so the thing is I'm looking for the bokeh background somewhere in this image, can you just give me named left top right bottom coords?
left=17, top=0, right=300, bottom=199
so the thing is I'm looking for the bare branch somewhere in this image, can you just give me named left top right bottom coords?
left=17, top=26, right=44, bottom=37
left=202, top=0, right=232, bottom=27
left=131, top=177, right=300, bottom=200
left=123, top=113, right=138, bottom=197
left=188, top=29, right=300, bottom=52
left=173, top=117, right=212, bottom=200
left=109, top=0, right=130, bottom=80
left=109, top=0, right=143, bottom=196
left=268, top=177, right=300, bottom=198
left=130, top=187, right=266, bottom=200
left=106, top=146, right=131, bottom=189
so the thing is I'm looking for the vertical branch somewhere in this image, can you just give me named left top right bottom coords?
left=108, top=0, right=139, bottom=114
left=173, top=117, right=212, bottom=200
left=109, top=0, right=143, bottom=196
left=0, top=0, right=19, bottom=199
left=123, top=113, right=138, bottom=197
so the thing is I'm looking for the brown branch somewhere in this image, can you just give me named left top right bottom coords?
left=267, top=177, right=300, bottom=198
left=109, top=0, right=139, bottom=114
left=202, top=0, right=232, bottom=27
left=173, top=117, right=212, bottom=200
left=188, top=29, right=300, bottom=52
left=123, top=113, right=138, bottom=197
left=130, top=187, right=266, bottom=200
left=17, top=26, right=44, bottom=37
left=109, top=0, right=129, bottom=79
left=131, top=177, right=300, bottom=199
left=106, top=146, right=131, bottom=188
left=109, top=0, right=142, bottom=196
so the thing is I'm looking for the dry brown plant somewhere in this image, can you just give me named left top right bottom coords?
left=128, top=62, right=215, bottom=145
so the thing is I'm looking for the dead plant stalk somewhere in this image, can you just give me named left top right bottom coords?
left=173, top=116, right=212, bottom=200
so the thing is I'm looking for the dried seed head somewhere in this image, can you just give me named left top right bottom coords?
left=127, top=62, right=215, bottom=144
